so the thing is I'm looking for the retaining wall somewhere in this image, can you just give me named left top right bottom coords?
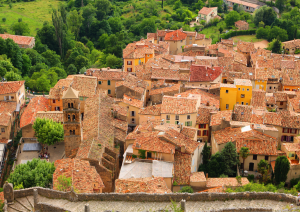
left=36, top=203, right=70, bottom=212
left=13, top=187, right=297, bottom=203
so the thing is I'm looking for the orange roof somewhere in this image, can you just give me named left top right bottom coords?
left=115, top=177, right=171, bottom=194
left=282, top=143, right=300, bottom=152
left=53, top=158, right=104, bottom=193
left=190, top=172, right=206, bottom=182
left=123, top=94, right=143, bottom=108
left=86, top=68, right=127, bottom=81
left=36, top=111, right=63, bottom=123
left=165, top=29, right=187, bottom=41
left=161, top=95, right=199, bottom=115
left=198, top=7, right=217, bottom=15
left=139, top=104, right=161, bottom=116
left=0, top=34, right=34, bottom=46
left=20, top=96, right=50, bottom=128
left=0, top=101, right=17, bottom=126
left=235, top=20, right=249, bottom=26
left=71, top=75, right=97, bottom=98
left=236, top=138, right=277, bottom=155
left=210, top=110, right=232, bottom=126
left=206, top=177, right=249, bottom=187
left=174, top=150, right=191, bottom=185
left=237, top=41, right=255, bottom=53
left=0, top=81, right=24, bottom=95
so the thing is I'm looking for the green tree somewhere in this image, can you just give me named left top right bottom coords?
left=274, top=156, right=290, bottom=184
left=55, top=174, right=72, bottom=192
left=36, top=22, right=59, bottom=54
left=139, top=18, right=157, bottom=36
left=276, top=0, right=287, bottom=13
left=257, top=159, right=270, bottom=183
left=8, top=158, right=55, bottom=188
left=82, top=4, right=97, bottom=33
left=268, top=26, right=288, bottom=41
left=221, top=142, right=239, bottom=176
left=207, top=152, right=225, bottom=177
left=33, top=118, right=64, bottom=147
left=21, top=54, right=31, bottom=76
left=74, top=55, right=89, bottom=71
left=41, top=50, right=62, bottom=68
left=5, top=71, right=21, bottom=81
left=4, top=38, right=23, bottom=71
left=67, top=10, right=84, bottom=41
left=233, top=3, right=238, bottom=11
left=239, top=147, right=249, bottom=176
left=219, top=27, right=223, bottom=34
left=105, top=54, right=122, bottom=68
left=49, top=67, right=67, bottom=80
left=202, top=141, right=211, bottom=165
left=268, top=39, right=282, bottom=53
left=36, top=74, right=51, bottom=92
left=225, top=11, right=240, bottom=27
left=67, top=64, right=77, bottom=75
left=11, top=22, right=30, bottom=35
left=258, top=21, right=265, bottom=28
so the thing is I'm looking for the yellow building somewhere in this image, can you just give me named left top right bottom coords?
left=220, top=84, right=237, bottom=111
left=254, top=80, right=267, bottom=91
left=234, top=79, right=252, bottom=106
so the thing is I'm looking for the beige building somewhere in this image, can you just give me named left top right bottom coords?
left=0, top=81, right=26, bottom=106
left=164, top=29, right=187, bottom=55
left=139, top=105, right=162, bottom=125
left=0, top=102, right=18, bottom=140
left=282, top=39, right=300, bottom=54
left=196, top=7, right=218, bottom=24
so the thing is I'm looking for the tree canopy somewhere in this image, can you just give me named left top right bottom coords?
left=274, top=156, right=290, bottom=184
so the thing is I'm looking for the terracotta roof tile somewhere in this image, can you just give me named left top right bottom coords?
left=235, top=20, right=249, bottom=27
left=237, top=41, right=255, bottom=53
left=210, top=110, right=232, bottom=126
left=36, top=111, right=63, bottom=123
left=116, top=74, right=147, bottom=94
left=198, top=7, right=217, bottom=15
left=165, top=29, right=187, bottom=41
left=86, top=68, right=127, bottom=81
left=190, top=65, right=222, bottom=82
left=20, top=97, right=50, bottom=128
left=139, top=104, right=161, bottom=116
left=181, top=127, right=197, bottom=140
left=0, top=34, right=34, bottom=46
left=251, top=90, right=266, bottom=109
left=206, top=178, right=249, bottom=188
left=149, top=83, right=181, bottom=95
left=49, top=79, right=72, bottom=99
left=123, top=94, right=143, bottom=108
left=0, top=102, right=17, bottom=126
left=174, top=150, right=191, bottom=185
left=190, top=172, right=206, bottom=182
left=233, top=105, right=253, bottom=122
left=53, top=158, right=104, bottom=193
left=115, top=177, right=171, bottom=194
left=234, top=79, right=252, bottom=86
left=161, top=95, right=199, bottom=114
left=72, top=75, right=97, bottom=98
left=0, top=81, right=24, bottom=95
left=282, top=143, right=300, bottom=152
left=236, top=138, right=277, bottom=155
left=196, top=106, right=217, bottom=124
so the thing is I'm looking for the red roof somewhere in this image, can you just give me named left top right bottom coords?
left=0, top=81, right=24, bottom=95
left=165, top=29, right=187, bottom=41
left=190, top=65, right=222, bottom=82
left=0, top=34, right=34, bottom=46
left=198, top=7, right=217, bottom=15
left=20, top=96, right=50, bottom=128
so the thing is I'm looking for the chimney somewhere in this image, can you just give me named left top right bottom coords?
left=205, top=173, right=208, bottom=179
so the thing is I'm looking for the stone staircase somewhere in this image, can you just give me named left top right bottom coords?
left=8, top=196, right=34, bottom=212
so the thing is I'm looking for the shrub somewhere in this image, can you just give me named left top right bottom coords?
left=179, top=186, right=193, bottom=193
left=247, top=174, right=255, bottom=182
left=18, top=18, right=22, bottom=22
left=2, top=18, right=6, bottom=22
left=220, top=29, right=256, bottom=39
left=290, top=177, right=300, bottom=188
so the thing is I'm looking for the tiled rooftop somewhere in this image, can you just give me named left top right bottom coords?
left=161, top=95, right=199, bottom=114
left=149, top=83, right=181, bottom=96
left=210, top=110, right=232, bottom=126
left=237, top=41, right=255, bottom=53
left=72, top=75, right=97, bottom=98
left=190, top=172, right=206, bottom=182
left=36, top=111, right=63, bottom=123
left=0, top=34, right=34, bottom=45
left=0, top=81, right=24, bottom=95
left=234, top=79, right=252, bottom=87
left=206, top=177, right=249, bottom=188
left=251, top=90, right=266, bottom=109
left=139, top=104, right=161, bottom=116
left=198, top=7, right=217, bottom=15
left=86, top=68, right=127, bottom=81
left=116, top=74, right=147, bottom=94
left=236, top=138, right=277, bottom=155
left=189, top=65, right=222, bottom=82
left=165, top=29, right=187, bottom=41
left=123, top=94, right=144, bottom=108
left=282, top=143, right=300, bottom=152
left=233, top=105, right=253, bottom=122
left=0, top=101, right=17, bottom=126
left=235, top=20, right=249, bottom=27
left=53, top=158, right=104, bottom=193
left=174, top=150, right=191, bottom=185
left=115, top=177, right=171, bottom=194
left=181, top=127, right=197, bottom=140
left=20, top=97, right=50, bottom=128
left=196, top=106, right=217, bottom=124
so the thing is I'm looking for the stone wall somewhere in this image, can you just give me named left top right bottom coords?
left=11, top=187, right=297, bottom=203
left=36, top=203, right=70, bottom=212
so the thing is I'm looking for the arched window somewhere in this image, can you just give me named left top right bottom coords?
left=73, top=130, right=75, bottom=135
left=68, top=115, right=70, bottom=121
left=72, top=115, right=75, bottom=121
left=69, top=130, right=72, bottom=135
left=71, top=103, right=74, bottom=108
left=68, top=103, right=70, bottom=108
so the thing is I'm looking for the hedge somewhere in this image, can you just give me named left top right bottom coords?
left=220, top=29, right=256, bottom=39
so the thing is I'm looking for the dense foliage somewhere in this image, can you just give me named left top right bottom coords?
left=33, top=118, right=64, bottom=146
left=274, top=156, right=290, bottom=184
left=8, top=158, right=55, bottom=188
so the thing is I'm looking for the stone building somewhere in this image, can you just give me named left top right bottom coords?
left=235, top=20, right=249, bottom=30
left=62, top=87, right=81, bottom=158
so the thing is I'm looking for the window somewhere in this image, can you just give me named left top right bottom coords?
left=98, top=81, right=102, bottom=85
left=226, top=90, right=229, bottom=93
left=68, top=115, right=70, bottom=121
left=242, top=88, right=245, bottom=91
left=246, top=103, right=248, bottom=105
left=131, top=118, right=135, bottom=124
left=238, top=88, right=241, bottom=90
left=107, top=80, right=111, bottom=86
left=71, top=103, right=73, bottom=108
left=138, top=60, right=141, bottom=65
left=253, top=155, right=257, bottom=160
left=72, top=115, right=75, bottom=121
left=70, top=130, right=72, bottom=135
left=175, top=115, right=179, bottom=120
left=166, top=121, right=170, bottom=123
left=226, top=104, right=229, bottom=109
left=199, top=124, right=206, bottom=128
left=73, top=130, right=75, bottom=135
left=269, top=87, right=272, bottom=89
left=1, top=128, right=4, bottom=133
left=127, top=61, right=132, bottom=65
left=203, top=130, right=208, bottom=136
left=197, top=130, right=201, bottom=136
left=247, top=88, right=249, bottom=91
left=189, top=36, right=192, bottom=40
left=241, top=102, right=244, bottom=105
left=187, top=115, right=190, bottom=120
left=237, top=102, right=239, bottom=104
left=53, top=100, right=56, bottom=103
left=283, top=128, right=289, bottom=133
left=127, top=68, right=132, bottom=72
left=81, top=113, right=84, bottom=121
left=241, top=94, right=245, bottom=98
left=108, top=90, right=111, bottom=94
left=131, top=111, right=135, bottom=117
left=55, top=107, right=60, bottom=111
left=175, top=121, right=179, bottom=125
left=185, top=121, right=192, bottom=126
left=280, top=102, right=283, bottom=105
left=265, top=156, right=269, bottom=161
left=166, top=115, right=170, bottom=120
left=68, top=103, right=70, bottom=108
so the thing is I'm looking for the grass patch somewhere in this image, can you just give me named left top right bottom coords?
left=200, top=21, right=226, bottom=38
left=0, top=0, right=61, bottom=36
left=232, top=35, right=264, bottom=43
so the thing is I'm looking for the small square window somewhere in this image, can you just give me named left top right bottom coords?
left=98, top=81, right=102, bottom=85
left=226, top=104, right=229, bottom=109
left=226, top=90, right=229, bottom=93
left=166, top=115, right=170, bottom=120
left=175, top=115, right=179, bottom=120
left=1, top=128, right=4, bottom=133
left=241, top=102, right=244, bottom=105
left=242, top=88, right=245, bottom=91
left=108, top=89, right=111, bottom=94
left=175, top=121, right=179, bottom=125
left=238, top=88, right=241, bottom=90
left=246, top=103, right=248, bottom=105
left=187, top=115, right=190, bottom=120
left=241, top=94, right=245, bottom=98
left=107, top=80, right=111, bottom=86
left=265, top=156, right=269, bottom=161
left=247, top=88, right=249, bottom=91
left=253, top=155, right=257, bottom=160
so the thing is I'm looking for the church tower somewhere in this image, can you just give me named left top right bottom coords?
left=62, top=87, right=81, bottom=158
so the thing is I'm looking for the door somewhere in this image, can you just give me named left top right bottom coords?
left=147, top=152, right=152, bottom=159
left=249, top=163, right=254, bottom=171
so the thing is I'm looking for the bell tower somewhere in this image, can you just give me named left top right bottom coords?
left=62, top=87, right=81, bottom=158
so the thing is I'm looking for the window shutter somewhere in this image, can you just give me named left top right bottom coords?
left=282, top=128, right=284, bottom=133
left=281, top=136, right=284, bottom=141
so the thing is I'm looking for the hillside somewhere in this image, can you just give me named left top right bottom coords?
left=0, top=0, right=61, bottom=36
